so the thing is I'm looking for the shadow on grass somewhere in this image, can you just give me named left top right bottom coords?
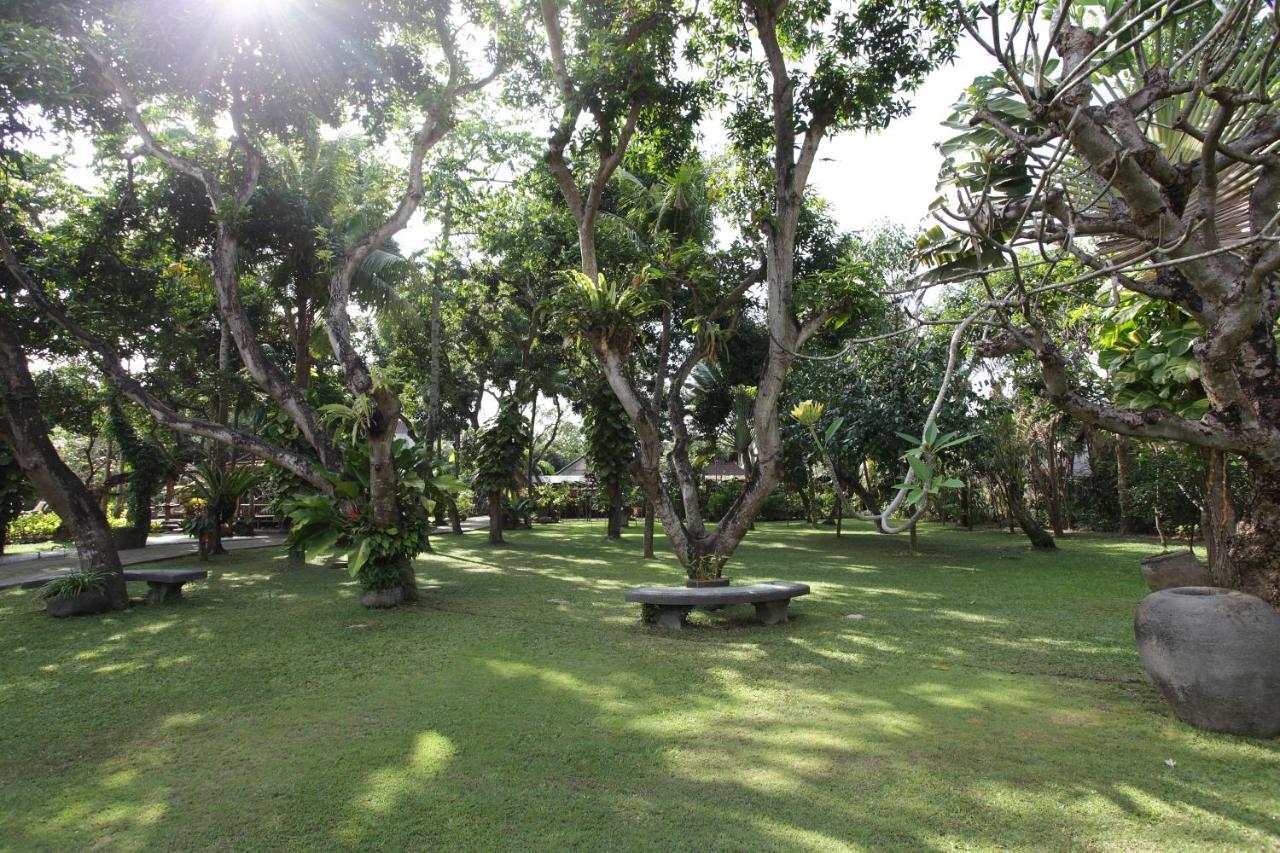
left=1, top=524, right=1276, bottom=850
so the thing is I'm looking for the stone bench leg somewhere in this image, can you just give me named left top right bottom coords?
left=653, top=604, right=693, bottom=630
left=754, top=599, right=790, bottom=626
left=146, top=582, right=184, bottom=604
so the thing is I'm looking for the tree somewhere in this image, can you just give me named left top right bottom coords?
left=473, top=397, right=531, bottom=545
left=0, top=312, right=125, bottom=606
left=922, top=0, right=1280, bottom=603
left=541, top=0, right=960, bottom=576
left=582, top=381, right=634, bottom=538
left=6, top=1, right=504, bottom=601
left=105, top=396, right=166, bottom=549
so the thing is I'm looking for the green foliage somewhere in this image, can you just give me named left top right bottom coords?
left=182, top=462, right=264, bottom=529
left=891, top=425, right=974, bottom=508
left=6, top=511, right=61, bottom=544
left=1092, top=294, right=1209, bottom=419
left=284, top=490, right=437, bottom=593
left=0, top=442, right=32, bottom=545
left=38, top=570, right=108, bottom=601
left=473, top=398, right=531, bottom=496
left=106, top=397, right=167, bottom=537
left=550, top=270, right=662, bottom=354
left=705, top=480, right=744, bottom=521
left=583, top=384, right=634, bottom=492
left=531, top=483, right=575, bottom=516
left=285, top=425, right=463, bottom=591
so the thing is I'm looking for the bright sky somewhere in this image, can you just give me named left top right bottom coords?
left=39, top=29, right=994, bottom=254
left=800, top=33, right=992, bottom=234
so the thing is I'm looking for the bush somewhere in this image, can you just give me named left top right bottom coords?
left=705, top=481, right=806, bottom=522
left=39, top=571, right=108, bottom=601
left=7, top=511, right=63, bottom=543
left=705, top=481, right=744, bottom=521
left=759, top=490, right=805, bottom=521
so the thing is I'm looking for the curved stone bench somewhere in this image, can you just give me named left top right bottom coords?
left=625, top=580, right=810, bottom=629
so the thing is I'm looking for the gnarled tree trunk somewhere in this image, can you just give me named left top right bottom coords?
left=1201, top=448, right=1238, bottom=587
left=1002, top=477, right=1056, bottom=550
left=1230, top=462, right=1279, bottom=605
left=0, top=316, right=126, bottom=608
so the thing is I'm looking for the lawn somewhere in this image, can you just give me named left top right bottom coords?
left=1, top=521, right=1277, bottom=851
left=1, top=540, right=73, bottom=556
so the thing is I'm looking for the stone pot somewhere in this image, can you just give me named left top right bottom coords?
left=46, top=589, right=113, bottom=618
left=1135, top=587, right=1280, bottom=738
left=359, top=587, right=404, bottom=609
left=686, top=577, right=731, bottom=589
left=1140, top=550, right=1210, bottom=591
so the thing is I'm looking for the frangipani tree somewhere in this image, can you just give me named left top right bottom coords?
left=918, top=0, right=1280, bottom=603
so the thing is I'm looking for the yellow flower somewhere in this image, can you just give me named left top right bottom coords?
left=791, top=400, right=824, bottom=427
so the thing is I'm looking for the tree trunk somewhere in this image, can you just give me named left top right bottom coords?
left=369, top=391, right=417, bottom=601
left=1004, top=479, right=1056, bottom=549
left=643, top=498, right=655, bottom=558
left=1229, top=462, right=1279, bottom=606
left=294, top=290, right=312, bottom=389
left=960, top=479, right=971, bottom=528
left=1045, top=429, right=1064, bottom=538
left=0, top=318, right=126, bottom=608
left=797, top=486, right=813, bottom=527
left=1201, top=447, right=1239, bottom=587
left=1115, top=436, right=1135, bottom=534
left=447, top=497, right=464, bottom=535
left=606, top=483, right=622, bottom=539
left=204, top=503, right=226, bottom=556
left=488, top=490, right=504, bottom=545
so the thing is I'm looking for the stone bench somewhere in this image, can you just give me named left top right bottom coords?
left=624, top=580, right=811, bottom=629
left=122, top=568, right=208, bottom=603
left=11, top=567, right=208, bottom=602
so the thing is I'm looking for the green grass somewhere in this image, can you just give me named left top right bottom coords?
left=1, top=539, right=73, bottom=555
left=1, top=522, right=1277, bottom=851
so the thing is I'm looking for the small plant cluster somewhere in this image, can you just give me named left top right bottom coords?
left=689, top=553, right=723, bottom=580
left=286, top=494, right=432, bottom=592
left=550, top=269, right=661, bottom=355
left=531, top=483, right=574, bottom=517
left=286, top=432, right=463, bottom=592
left=7, top=511, right=62, bottom=543
left=346, top=511, right=435, bottom=591
left=39, top=571, right=108, bottom=601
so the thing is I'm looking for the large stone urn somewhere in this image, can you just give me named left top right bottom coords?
left=1135, top=587, right=1280, bottom=737
left=1140, top=550, right=1210, bottom=591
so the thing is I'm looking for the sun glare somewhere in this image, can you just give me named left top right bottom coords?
left=222, top=0, right=290, bottom=21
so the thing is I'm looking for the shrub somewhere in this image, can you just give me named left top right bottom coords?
left=705, top=481, right=744, bottom=521
left=7, top=511, right=63, bottom=543
left=39, top=571, right=108, bottom=601
left=759, top=490, right=805, bottom=521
